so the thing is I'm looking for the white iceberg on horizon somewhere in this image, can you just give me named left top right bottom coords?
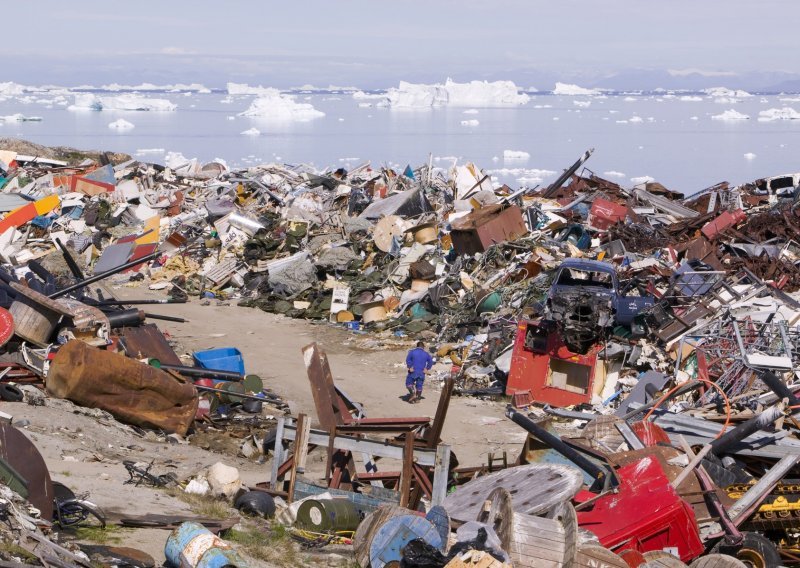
left=553, top=82, right=601, bottom=96
left=712, top=109, right=750, bottom=121
left=69, top=93, right=177, bottom=111
left=227, top=83, right=279, bottom=96
left=503, top=150, right=530, bottom=162
left=384, top=78, right=529, bottom=108
left=704, top=87, right=753, bottom=98
left=241, top=127, right=261, bottom=136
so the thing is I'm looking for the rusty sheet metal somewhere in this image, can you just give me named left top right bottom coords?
left=449, top=204, right=528, bottom=255
left=116, top=323, right=183, bottom=365
left=0, top=422, right=54, bottom=520
left=47, top=340, right=197, bottom=436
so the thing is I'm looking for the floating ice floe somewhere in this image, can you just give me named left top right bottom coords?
left=68, top=93, right=177, bottom=111
left=679, top=96, right=703, bottom=102
left=690, top=116, right=699, bottom=121
left=135, top=148, right=165, bottom=155
left=108, top=118, right=135, bottom=130
left=503, top=150, right=530, bottom=162
left=603, top=170, right=626, bottom=178
left=241, top=127, right=261, bottom=136
left=0, top=113, right=42, bottom=122
left=712, top=109, right=750, bottom=121
left=744, top=152, right=757, bottom=160
left=629, top=116, right=644, bottom=123
left=573, top=100, right=591, bottom=108
left=384, top=79, right=529, bottom=108
left=553, top=82, right=601, bottom=96
left=705, top=87, right=753, bottom=98
left=462, top=109, right=479, bottom=115
left=238, top=92, right=325, bottom=121
left=0, top=82, right=26, bottom=97
left=758, top=107, right=800, bottom=121
left=533, top=104, right=553, bottom=109
left=460, top=119, right=479, bottom=127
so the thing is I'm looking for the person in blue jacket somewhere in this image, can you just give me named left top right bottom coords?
left=405, top=341, right=433, bottom=403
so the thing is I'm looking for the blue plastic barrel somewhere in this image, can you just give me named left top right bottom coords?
left=164, top=522, right=249, bottom=568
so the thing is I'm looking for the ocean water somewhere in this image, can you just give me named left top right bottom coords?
left=2, top=89, right=800, bottom=196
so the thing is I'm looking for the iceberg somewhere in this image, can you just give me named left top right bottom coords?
left=460, top=119, right=480, bottom=127
left=0, top=82, right=26, bottom=97
left=744, top=152, right=757, bottom=160
left=704, top=87, right=753, bottom=98
left=241, top=127, right=261, bottom=136
left=227, top=83, right=280, bottom=96
left=239, top=92, right=325, bottom=121
left=100, top=82, right=211, bottom=93
left=384, top=79, right=529, bottom=108
left=553, top=82, right=601, bottom=96
left=108, top=118, right=135, bottom=130
left=758, top=107, right=800, bottom=121
left=503, top=150, right=530, bottom=162
left=712, top=109, right=750, bottom=121
left=68, top=93, right=177, bottom=111
left=486, top=167, right=555, bottom=185
left=0, top=114, right=43, bottom=122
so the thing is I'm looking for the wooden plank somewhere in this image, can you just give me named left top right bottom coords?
left=270, top=416, right=285, bottom=490
left=287, top=413, right=309, bottom=502
left=476, top=488, right=513, bottom=553
left=400, top=434, right=414, bottom=508
left=354, top=505, right=407, bottom=568
left=431, top=443, right=451, bottom=507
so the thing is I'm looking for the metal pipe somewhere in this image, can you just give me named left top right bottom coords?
left=159, top=363, right=244, bottom=381
left=48, top=251, right=161, bottom=299
left=103, top=309, right=146, bottom=328
left=55, top=238, right=85, bottom=280
left=542, top=148, right=595, bottom=198
left=506, top=406, right=615, bottom=489
left=143, top=312, right=187, bottom=323
left=195, top=384, right=269, bottom=402
left=760, top=370, right=800, bottom=407
left=94, top=299, right=186, bottom=306
left=710, top=404, right=784, bottom=455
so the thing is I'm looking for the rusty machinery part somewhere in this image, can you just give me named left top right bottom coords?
left=0, top=422, right=54, bottom=521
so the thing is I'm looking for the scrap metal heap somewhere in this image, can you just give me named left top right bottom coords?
left=3, top=139, right=800, bottom=565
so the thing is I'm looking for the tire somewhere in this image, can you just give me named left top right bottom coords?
left=234, top=490, right=276, bottom=518
left=717, top=532, right=781, bottom=568
left=0, top=384, right=23, bottom=402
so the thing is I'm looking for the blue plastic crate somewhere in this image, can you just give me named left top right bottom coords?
left=193, top=347, right=245, bottom=375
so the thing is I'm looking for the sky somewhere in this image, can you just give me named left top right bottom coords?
left=5, top=1, right=800, bottom=89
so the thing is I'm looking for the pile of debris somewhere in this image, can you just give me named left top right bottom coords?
left=2, top=137, right=800, bottom=566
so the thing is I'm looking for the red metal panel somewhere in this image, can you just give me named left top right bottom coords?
left=505, top=320, right=601, bottom=407
left=700, top=209, right=746, bottom=240
left=588, top=198, right=628, bottom=231
left=576, top=457, right=704, bottom=562
left=450, top=205, right=528, bottom=255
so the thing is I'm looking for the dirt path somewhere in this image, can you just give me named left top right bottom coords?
left=2, top=288, right=527, bottom=565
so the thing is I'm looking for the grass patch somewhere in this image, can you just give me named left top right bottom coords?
left=60, top=470, right=72, bottom=477
left=166, top=488, right=232, bottom=519
left=0, top=540, right=38, bottom=562
left=72, top=525, right=123, bottom=545
left=224, top=522, right=300, bottom=567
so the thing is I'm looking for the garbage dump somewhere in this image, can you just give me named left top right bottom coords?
left=2, top=136, right=800, bottom=565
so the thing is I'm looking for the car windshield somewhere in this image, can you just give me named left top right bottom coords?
left=556, top=268, right=613, bottom=288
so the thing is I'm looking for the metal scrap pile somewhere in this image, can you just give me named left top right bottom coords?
left=3, top=139, right=800, bottom=565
